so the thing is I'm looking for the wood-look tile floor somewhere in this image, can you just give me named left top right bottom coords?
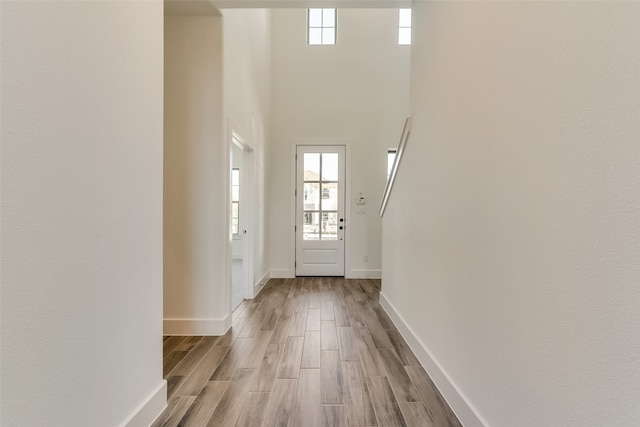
left=156, top=278, right=463, bottom=427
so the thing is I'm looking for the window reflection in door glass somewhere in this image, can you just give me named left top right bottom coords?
left=321, top=182, right=338, bottom=210
left=303, top=182, right=320, bottom=211
left=320, top=212, right=338, bottom=240
left=303, top=211, right=320, bottom=240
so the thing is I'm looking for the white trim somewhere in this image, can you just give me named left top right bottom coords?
left=121, top=381, right=167, bottom=427
left=163, top=316, right=231, bottom=336
left=291, top=139, right=352, bottom=277
left=379, top=292, right=488, bottom=427
left=270, top=268, right=295, bottom=279
left=347, top=269, right=381, bottom=279
left=289, top=144, right=297, bottom=276
left=344, top=143, right=352, bottom=279
left=252, top=270, right=271, bottom=298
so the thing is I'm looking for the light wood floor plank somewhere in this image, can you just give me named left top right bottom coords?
left=270, top=316, right=293, bottom=345
left=309, top=292, right=323, bottom=309
left=321, top=350, right=346, bottom=404
left=164, top=351, right=189, bottom=377
left=367, top=376, right=407, bottom=427
left=387, top=330, right=421, bottom=367
left=306, top=308, right=322, bottom=331
left=278, top=336, right=304, bottom=379
left=353, top=325, right=383, bottom=377
left=322, top=300, right=335, bottom=320
left=169, top=336, right=218, bottom=377
left=360, top=306, right=394, bottom=349
left=377, top=348, right=421, bottom=403
left=333, top=304, right=351, bottom=327
left=342, top=361, right=377, bottom=426
left=404, top=366, right=463, bottom=427
left=174, top=336, right=204, bottom=352
left=239, top=307, right=269, bottom=338
left=260, top=308, right=283, bottom=332
left=322, top=405, right=349, bottom=427
left=288, top=310, right=308, bottom=337
left=163, top=336, right=186, bottom=356
left=321, top=320, right=339, bottom=350
left=239, top=330, right=273, bottom=369
left=370, top=304, right=397, bottom=331
left=178, top=381, right=228, bottom=426
left=399, top=402, right=436, bottom=427
left=294, top=369, right=322, bottom=427
left=262, top=379, right=298, bottom=427
left=296, top=294, right=310, bottom=312
left=172, top=345, right=230, bottom=397
left=234, top=392, right=271, bottom=427
left=151, top=396, right=196, bottom=427
left=206, top=368, right=256, bottom=427
left=216, top=316, right=251, bottom=347
left=301, top=330, right=321, bottom=369
left=209, top=337, right=253, bottom=381
left=337, top=327, right=360, bottom=361
left=251, top=342, right=285, bottom=392
left=166, top=376, right=185, bottom=400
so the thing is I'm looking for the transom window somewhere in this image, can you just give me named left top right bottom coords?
left=399, top=9, right=412, bottom=45
left=308, top=8, right=336, bottom=45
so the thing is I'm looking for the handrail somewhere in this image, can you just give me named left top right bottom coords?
left=380, top=117, right=412, bottom=217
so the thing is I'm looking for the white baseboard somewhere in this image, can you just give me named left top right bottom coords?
left=270, top=268, right=294, bottom=278
left=253, top=270, right=270, bottom=298
left=163, top=316, right=231, bottom=336
left=347, top=269, right=382, bottom=279
left=122, top=380, right=167, bottom=427
left=379, top=292, right=487, bottom=427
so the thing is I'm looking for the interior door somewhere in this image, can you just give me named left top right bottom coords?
left=295, top=145, right=345, bottom=276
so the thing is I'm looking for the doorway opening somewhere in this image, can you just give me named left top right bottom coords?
left=230, top=130, right=254, bottom=312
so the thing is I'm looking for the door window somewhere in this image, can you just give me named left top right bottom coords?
left=302, top=152, right=340, bottom=241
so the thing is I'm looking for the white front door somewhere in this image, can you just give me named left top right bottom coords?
left=295, top=145, right=346, bottom=276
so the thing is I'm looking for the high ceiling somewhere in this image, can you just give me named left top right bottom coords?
left=165, top=0, right=411, bottom=15
left=211, top=0, right=411, bottom=7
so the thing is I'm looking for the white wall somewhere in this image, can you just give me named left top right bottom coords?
left=1, top=1, right=165, bottom=426
left=164, top=9, right=272, bottom=334
left=223, top=9, right=272, bottom=291
left=270, top=9, right=410, bottom=278
left=164, top=16, right=228, bottom=335
left=382, top=2, right=640, bottom=426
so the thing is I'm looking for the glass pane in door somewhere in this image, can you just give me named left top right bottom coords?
left=321, top=182, right=338, bottom=211
left=321, top=153, right=338, bottom=181
left=303, top=212, right=320, bottom=240
left=320, top=212, right=338, bottom=240
left=303, top=182, right=320, bottom=211
left=304, top=153, right=320, bottom=181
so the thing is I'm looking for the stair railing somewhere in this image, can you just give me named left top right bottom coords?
left=380, top=117, right=412, bottom=217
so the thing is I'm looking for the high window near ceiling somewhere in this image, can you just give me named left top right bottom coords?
left=399, top=9, right=412, bottom=45
left=308, top=8, right=336, bottom=45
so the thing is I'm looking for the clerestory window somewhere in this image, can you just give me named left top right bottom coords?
left=399, top=9, right=412, bottom=45
left=308, top=8, right=336, bottom=45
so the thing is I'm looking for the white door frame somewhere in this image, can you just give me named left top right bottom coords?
left=228, top=125, right=254, bottom=314
left=290, top=140, right=351, bottom=278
